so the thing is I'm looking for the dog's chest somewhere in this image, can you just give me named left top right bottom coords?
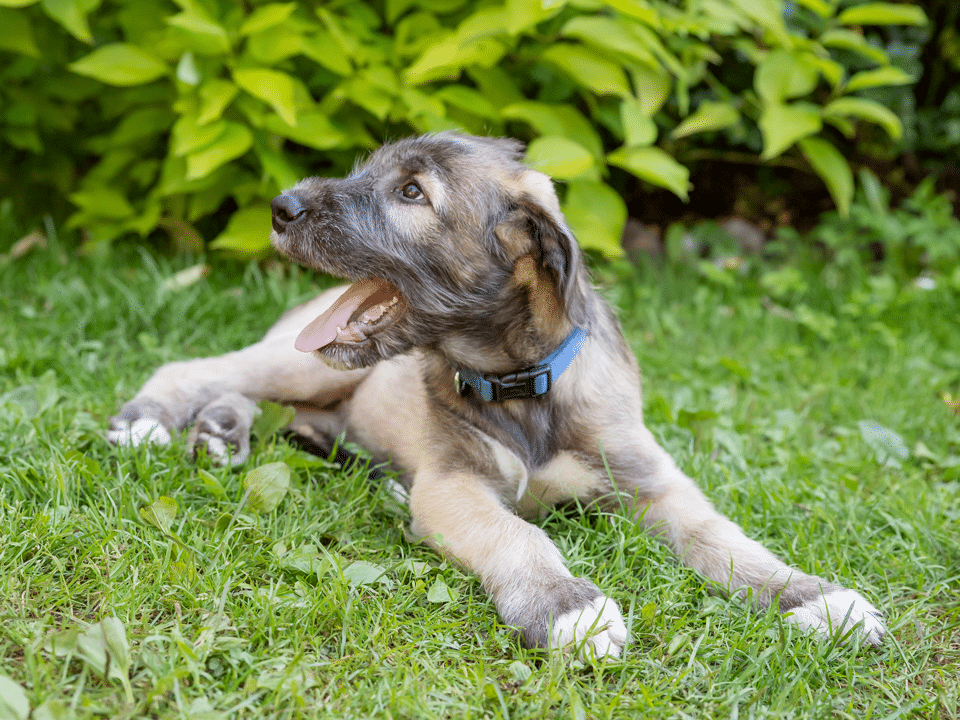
left=514, top=451, right=605, bottom=518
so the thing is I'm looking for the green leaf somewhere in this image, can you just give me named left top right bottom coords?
left=845, top=65, right=914, bottom=92
left=138, top=496, right=178, bottom=533
left=561, top=15, right=657, bottom=65
left=41, top=0, right=91, bottom=42
left=0, top=675, right=29, bottom=720
left=77, top=618, right=133, bottom=702
left=69, top=44, right=168, bottom=86
left=755, top=49, right=821, bottom=103
left=629, top=64, right=672, bottom=115
left=541, top=44, right=631, bottom=98
left=261, top=111, right=348, bottom=151
left=620, top=99, right=658, bottom=146
left=69, top=188, right=135, bottom=219
left=561, top=180, right=626, bottom=258
left=210, top=206, right=273, bottom=254
left=0, top=0, right=41, bottom=6
left=239, top=2, right=296, bottom=36
left=404, top=34, right=506, bottom=85
left=857, top=419, right=910, bottom=465
left=434, top=86, right=499, bottom=121
left=233, top=68, right=298, bottom=126
left=671, top=101, right=740, bottom=139
left=185, top=122, right=252, bottom=180
left=792, top=0, right=832, bottom=17
left=500, top=102, right=603, bottom=158
left=343, top=561, right=393, bottom=589
left=172, top=117, right=226, bottom=157
left=824, top=97, right=902, bottom=140
left=167, top=11, right=231, bottom=54
left=837, top=3, right=927, bottom=26
left=243, top=461, right=291, bottom=513
left=607, top=145, right=690, bottom=201
left=197, top=80, right=239, bottom=125
left=0, top=9, right=39, bottom=56
left=252, top=401, right=295, bottom=441
left=197, top=469, right=227, bottom=499
left=525, top=136, right=596, bottom=180
left=426, top=577, right=459, bottom=603
left=505, top=0, right=563, bottom=34
left=758, top=102, right=822, bottom=160
left=819, top=29, right=888, bottom=65
left=798, top=137, right=853, bottom=217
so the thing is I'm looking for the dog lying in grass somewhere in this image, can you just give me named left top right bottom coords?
left=109, top=133, right=885, bottom=658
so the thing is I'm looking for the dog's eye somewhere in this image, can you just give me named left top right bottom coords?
left=399, top=182, right=424, bottom=202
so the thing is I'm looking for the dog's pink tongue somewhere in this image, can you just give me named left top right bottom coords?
left=295, top=278, right=395, bottom=352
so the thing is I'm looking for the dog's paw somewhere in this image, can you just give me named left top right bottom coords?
left=551, top=595, right=627, bottom=660
left=785, top=589, right=886, bottom=646
left=107, top=417, right=172, bottom=447
left=187, top=393, right=256, bottom=466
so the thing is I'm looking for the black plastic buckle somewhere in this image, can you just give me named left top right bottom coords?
left=487, top=364, right=551, bottom=402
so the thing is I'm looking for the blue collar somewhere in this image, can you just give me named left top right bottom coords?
left=454, top=327, right=587, bottom=403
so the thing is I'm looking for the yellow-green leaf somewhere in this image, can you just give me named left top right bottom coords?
left=197, top=79, right=239, bottom=125
left=239, top=2, right=296, bottom=36
left=621, top=99, right=658, bottom=146
left=541, top=44, right=631, bottom=98
left=233, top=68, right=298, bottom=125
left=0, top=0, right=41, bottom=6
left=837, top=3, right=927, bottom=26
left=607, top=145, right=690, bottom=201
left=167, top=11, right=231, bottom=54
left=755, top=49, right=821, bottom=103
left=672, top=101, right=740, bottom=139
left=845, top=65, right=914, bottom=93
left=0, top=9, right=40, bottom=56
left=69, top=188, right=135, bottom=219
left=798, top=137, right=853, bottom=217
left=139, top=496, right=178, bottom=533
left=210, top=206, right=273, bottom=254
left=820, top=29, right=888, bottom=65
left=0, top=675, right=29, bottom=720
left=41, top=0, right=91, bottom=42
left=243, top=461, right=291, bottom=513
left=758, top=102, right=822, bottom=160
left=562, top=180, right=626, bottom=258
left=69, top=44, right=168, bottom=86
left=824, top=97, right=902, bottom=140
left=525, top=136, right=596, bottom=180
left=185, top=122, right=252, bottom=180
left=261, top=111, right=348, bottom=151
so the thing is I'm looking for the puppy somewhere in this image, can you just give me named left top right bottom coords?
left=109, top=133, right=885, bottom=658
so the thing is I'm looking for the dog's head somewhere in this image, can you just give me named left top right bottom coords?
left=270, top=133, right=590, bottom=371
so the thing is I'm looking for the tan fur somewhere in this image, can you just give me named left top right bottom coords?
left=110, top=134, right=885, bottom=656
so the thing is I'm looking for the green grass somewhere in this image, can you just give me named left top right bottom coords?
left=1, top=232, right=959, bottom=719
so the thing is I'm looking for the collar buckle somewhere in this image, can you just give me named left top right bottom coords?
left=485, top=364, right=551, bottom=402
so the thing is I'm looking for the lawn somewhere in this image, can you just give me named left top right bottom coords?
left=1, top=230, right=958, bottom=719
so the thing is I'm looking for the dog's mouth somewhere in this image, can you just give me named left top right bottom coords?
left=294, top=277, right=406, bottom=352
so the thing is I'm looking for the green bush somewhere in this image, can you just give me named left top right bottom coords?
left=0, top=0, right=927, bottom=257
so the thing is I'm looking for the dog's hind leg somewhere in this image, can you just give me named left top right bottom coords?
left=108, top=287, right=370, bottom=457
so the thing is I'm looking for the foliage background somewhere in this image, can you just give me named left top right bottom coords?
left=0, top=0, right=940, bottom=259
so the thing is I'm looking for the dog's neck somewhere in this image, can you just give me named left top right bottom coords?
left=453, top=325, right=586, bottom=403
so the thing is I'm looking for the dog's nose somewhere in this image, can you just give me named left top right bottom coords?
left=271, top=194, right=305, bottom=233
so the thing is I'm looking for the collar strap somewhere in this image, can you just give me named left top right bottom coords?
left=455, top=327, right=587, bottom=403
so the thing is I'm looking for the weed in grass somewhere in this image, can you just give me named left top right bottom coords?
left=1, top=231, right=958, bottom=718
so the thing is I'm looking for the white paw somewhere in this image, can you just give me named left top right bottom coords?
left=551, top=595, right=627, bottom=660
left=190, top=429, right=249, bottom=466
left=106, top=418, right=171, bottom=447
left=785, top=589, right=886, bottom=645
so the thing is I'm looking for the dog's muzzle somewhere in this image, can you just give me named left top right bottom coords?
left=271, top=194, right=305, bottom=233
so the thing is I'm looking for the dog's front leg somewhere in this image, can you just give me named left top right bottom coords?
left=409, top=467, right=627, bottom=659
left=613, top=428, right=885, bottom=645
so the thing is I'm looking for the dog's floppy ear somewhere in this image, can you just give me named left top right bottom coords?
left=497, top=171, right=590, bottom=328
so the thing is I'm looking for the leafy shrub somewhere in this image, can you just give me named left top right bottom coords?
left=0, top=0, right=927, bottom=257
